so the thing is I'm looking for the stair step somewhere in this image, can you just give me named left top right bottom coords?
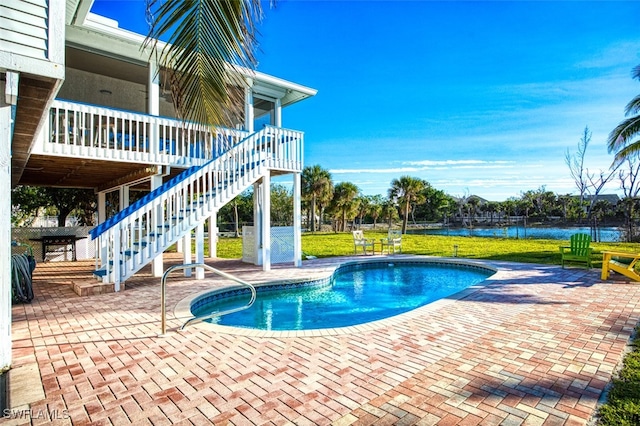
left=93, top=268, right=107, bottom=278
left=73, top=279, right=117, bottom=296
left=88, top=129, right=272, bottom=284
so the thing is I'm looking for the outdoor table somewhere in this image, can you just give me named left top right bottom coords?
left=29, top=235, right=85, bottom=261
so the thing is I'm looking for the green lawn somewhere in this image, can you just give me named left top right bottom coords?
left=215, top=230, right=640, bottom=424
left=217, top=230, right=640, bottom=267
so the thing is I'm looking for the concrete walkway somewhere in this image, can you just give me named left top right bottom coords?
left=4, top=255, right=640, bottom=425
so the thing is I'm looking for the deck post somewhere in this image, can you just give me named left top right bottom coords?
left=150, top=174, right=164, bottom=277
left=183, top=233, right=192, bottom=277
left=261, top=174, right=271, bottom=271
left=119, top=185, right=129, bottom=210
left=245, top=79, right=254, bottom=132
left=97, top=191, right=106, bottom=224
left=274, top=98, right=282, bottom=127
left=1, top=101, right=12, bottom=373
left=293, top=172, right=302, bottom=267
left=207, top=214, right=217, bottom=258
left=195, top=223, right=204, bottom=279
left=253, top=181, right=261, bottom=265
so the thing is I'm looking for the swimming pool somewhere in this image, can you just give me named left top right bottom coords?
left=188, top=260, right=495, bottom=332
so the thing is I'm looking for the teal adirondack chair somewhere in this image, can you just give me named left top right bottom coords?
left=559, top=233, right=593, bottom=269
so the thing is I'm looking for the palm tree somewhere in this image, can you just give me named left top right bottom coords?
left=381, top=197, right=399, bottom=229
left=355, top=195, right=371, bottom=229
left=145, top=0, right=263, bottom=127
left=388, top=176, right=426, bottom=234
left=367, top=195, right=384, bottom=229
left=608, top=64, right=640, bottom=163
left=301, top=165, right=333, bottom=232
left=331, top=182, right=360, bottom=232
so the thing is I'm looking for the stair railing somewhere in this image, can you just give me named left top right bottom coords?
left=42, top=99, right=248, bottom=166
left=92, top=126, right=304, bottom=287
left=159, top=262, right=257, bottom=335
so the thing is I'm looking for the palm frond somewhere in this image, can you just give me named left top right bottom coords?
left=633, top=63, right=640, bottom=81
left=613, top=139, right=640, bottom=164
left=625, top=94, right=640, bottom=116
left=145, top=0, right=263, bottom=127
left=608, top=115, right=640, bottom=153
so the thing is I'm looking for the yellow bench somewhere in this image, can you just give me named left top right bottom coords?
left=601, top=251, right=640, bottom=282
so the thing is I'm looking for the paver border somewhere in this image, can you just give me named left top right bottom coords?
left=173, top=256, right=502, bottom=337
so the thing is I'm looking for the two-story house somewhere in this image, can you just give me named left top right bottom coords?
left=1, top=0, right=315, bottom=372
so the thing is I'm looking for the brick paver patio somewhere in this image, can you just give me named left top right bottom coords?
left=4, top=254, right=640, bottom=425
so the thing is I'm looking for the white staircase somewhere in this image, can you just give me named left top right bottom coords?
left=89, top=125, right=303, bottom=287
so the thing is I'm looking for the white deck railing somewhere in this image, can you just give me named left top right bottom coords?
left=91, top=125, right=304, bottom=287
left=34, top=100, right=249, bottom=167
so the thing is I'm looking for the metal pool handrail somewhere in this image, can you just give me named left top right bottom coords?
left=160, top=263, right=257, bottom=335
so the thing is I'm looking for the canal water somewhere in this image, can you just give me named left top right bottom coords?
left=406, top=226, right=622, bottom=242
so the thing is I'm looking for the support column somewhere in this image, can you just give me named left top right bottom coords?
left=207, top=214, right=217, bottom=258
left=274, top=98, right=282, bottom=128
left=0, top=100, right=13, bottom=373
left=244, top=79, right=254, bottom=133
left=253, top=181, right=261, bottom=265
left=293, top=172, right=302, bottom=267
left=261, top=174, right=271, bottom=271
left=195, top=223, right=204, bottom=279
left=97, top=192, right=106, bottom=224
left=150, top=173, right=164, bottom=277
left=148, top=60, right=160, bottom=116
left=119, top=185, right=130, bottom=210
left=183, top=232, right=191, bottom=277
left=148, top=60, right=160, bottom=155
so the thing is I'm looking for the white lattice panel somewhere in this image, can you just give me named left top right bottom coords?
left=242, top=226, right=256, bottom=264
left=271, top=227, right=294, bottom=264
left=11, top=226, right=94, bottom=261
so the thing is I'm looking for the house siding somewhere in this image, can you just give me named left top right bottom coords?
left=0, top=0, right=50, bottom=60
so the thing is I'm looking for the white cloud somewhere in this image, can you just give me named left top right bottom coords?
left=329, top=167, right=419, bottom=174
left=402, top=159, right=515, bottom=167
left=575, top=40, right=640, bottom=70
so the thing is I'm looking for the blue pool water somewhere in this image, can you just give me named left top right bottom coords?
left=190, top=261, right=494, bottom=331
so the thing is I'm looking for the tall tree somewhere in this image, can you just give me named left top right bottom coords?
left=218, top=189, right=253, bottom=236
left=413, top=184, right=449, bottom=222
left=330, top=182, right=359, bottom=232
left=12, top=186, right=96, bottom=227
left=355, top=195, right=370, bottom=229
left=608, top=64, right=640, bottom=163
left=388, top=176, right=425, bottom=234
left=42, top=188, right=96, bottom=227
left=381, top=197, right=399, bottom=229
left=270, top=184, right=293, bottom=225
left=565, top=126, right=591, bottom=219
left=567, top=126, right=619, bottom=225
left=301, top=165, right=333, bottom=232
left=618, top=157, right=640, bottom=241
left=145, top=0, right=264, bottom=127
left=367, top=195, right=384, bottom=229
left=11, top=186, right=46, bottom=226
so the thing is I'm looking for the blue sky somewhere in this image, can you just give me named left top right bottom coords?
left=92, top=0, right=640, bottom=201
